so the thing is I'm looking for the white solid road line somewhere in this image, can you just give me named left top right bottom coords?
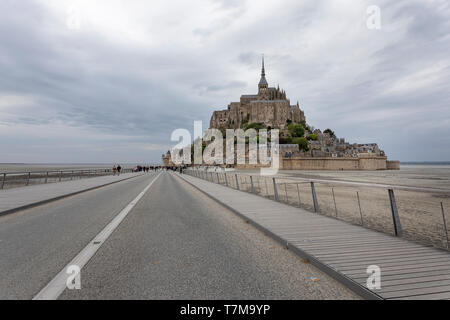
left=33, top=172, right=162, bottom=300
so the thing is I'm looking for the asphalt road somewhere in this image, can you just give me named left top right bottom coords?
left=0, top=171, right=359, bottom=299
left=0, top=173, right=157, bottom=299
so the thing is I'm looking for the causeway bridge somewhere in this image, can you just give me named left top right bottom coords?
left=1, top=169, right=450, bottom=300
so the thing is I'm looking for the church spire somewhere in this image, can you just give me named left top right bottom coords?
left=258, top=54, right=268, bottom=88
left=261, top=54, right=265, bottom=77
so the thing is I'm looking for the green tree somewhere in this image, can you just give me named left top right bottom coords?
left=245, top=122, right=264, bottom=130
left=324, top=128, right=335, bottom=137
left=242, top=114, right=250, bottom=127
left=288, top=124, right=305, bottom=138
left=307, top=134, right=318, bottom=141
left=293, top=137, right=309, bottom=151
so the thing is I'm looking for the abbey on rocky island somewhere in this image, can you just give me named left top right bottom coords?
left=206, top=57, right=399, bottom=170
left=210, top=57, right=305, bottom=131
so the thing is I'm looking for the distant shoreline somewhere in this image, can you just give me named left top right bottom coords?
left=401, top=162, right=450, bottom=165
left=3, top=161, right=450, bottom=166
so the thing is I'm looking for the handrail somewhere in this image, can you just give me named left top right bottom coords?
left=0, top=168, right=128, bottom=176
left=0, top=167, right=134, bottom=190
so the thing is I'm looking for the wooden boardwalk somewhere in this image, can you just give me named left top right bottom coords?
left=179, top=173, right=450, bottom=300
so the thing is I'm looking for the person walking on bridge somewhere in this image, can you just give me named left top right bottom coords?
left=117, top=165, right=122, bottom=176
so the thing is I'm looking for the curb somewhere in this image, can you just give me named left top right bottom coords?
left=0, top=174, right=145, bottom=217
left=174, top=172, right=383, bottom=300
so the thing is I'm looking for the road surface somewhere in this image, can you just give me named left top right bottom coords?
left=0, top=172, right=359, bottom=299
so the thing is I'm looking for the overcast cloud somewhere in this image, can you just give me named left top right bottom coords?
left=0, top=0, right=449, bottom=163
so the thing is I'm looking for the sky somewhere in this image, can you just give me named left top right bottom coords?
left=0, top=0, right=449, bottom=164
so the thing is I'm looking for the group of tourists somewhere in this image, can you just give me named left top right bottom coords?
left=111, top=165, right=186, bottom=175
left=134, top=166, right=158, bottom=173
left=112, top=165, right=122, bottom=176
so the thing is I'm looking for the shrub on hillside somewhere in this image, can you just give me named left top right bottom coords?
left=288, top=124, right=305, bottom=138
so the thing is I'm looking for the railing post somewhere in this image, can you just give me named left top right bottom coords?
left=296, top=183, right=301, bottom=206
left=224, top=173, right=228, bottom=187
left=332, top=187, right=337, bottom=217
left=273, top=178, right=279, bottom=201
left=440, top=202, right=449, bottom=250
left=26, top=172, right=31, bottom=186
left=311, top=182, right=319, bottom=213
left=357, top=191, right=364, bottom=225
left=1, top=173, right=6, bottom=189
left=250, top=176, right=255, bottom=194
left=216, top=172, right=220, bottom=184
left=388, top=189, right=402, bottom=237
left=235, top=174, right=240, bottom=190
left=45, top=172, right=48, bottom=184
left=284, top=183, right=288, bottom=202
left=59, top=171, right=62, bottom=182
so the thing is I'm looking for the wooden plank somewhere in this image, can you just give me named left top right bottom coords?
left=379, top=279, right=450, bottom=294
left=383, top=286, right=450, bottom=299
left=344, top=265, right=450, bottom=278
left=322, top=251, right=449, bottom=265
left=296, top=239, right=403, bottom=249
left=285, top=232, right=384, bottom=240
left=303, top=243, right=421, bottom=255
left=380, top=274, right=450, bottom=288
left=392, top=291, right=450, bottom=300
left=330, top=256, right=450, bottom=270
left=287, top=235, right=397, bottom=245
left=314, top=247, right=435, bottom=260
left=353, top=269, right=450, bottom=282
left=336, top=260, right=450, bottom=273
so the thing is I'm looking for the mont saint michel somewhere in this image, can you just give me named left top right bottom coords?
left=207, top=58, right=399, bottom=171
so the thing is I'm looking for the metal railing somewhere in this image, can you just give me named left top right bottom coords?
left=0, top=168, right=134, bottom=190
left=185, top=167, right=450, bottom=251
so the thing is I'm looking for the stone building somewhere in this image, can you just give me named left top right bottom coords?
left=209, top=57, right=305, bottom=130
left=304, top=131, right=386, bottom=159
left=161, top=150, right=175, bottom=167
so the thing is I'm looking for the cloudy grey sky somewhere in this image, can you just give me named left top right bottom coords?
left=0, top=0, right=449, bottom=163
